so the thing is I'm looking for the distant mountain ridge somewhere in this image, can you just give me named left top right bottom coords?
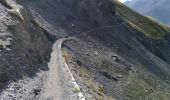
left=125, top=0, right=170, bottom=25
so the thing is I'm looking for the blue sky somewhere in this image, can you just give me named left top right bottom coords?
left=119, top=0, right=132, bottom=3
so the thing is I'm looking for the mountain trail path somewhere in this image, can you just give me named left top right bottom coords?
left=40, top=38, right=85, bottom=100
left=0, top=38, right=85, bottom=100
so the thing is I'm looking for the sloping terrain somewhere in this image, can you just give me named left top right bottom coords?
left=26, top=0, right=170, bottom=99
left=1, top=0, right=170, bottom=100
left=116, top=1, right=170, bottom=39
left=0, top=0, right=51, bottom=90
left=125, top=0, right=170, bottom=25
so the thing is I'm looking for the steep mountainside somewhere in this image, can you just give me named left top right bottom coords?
left=125, top=0, right=170, bottom=25
left=26, top=0, right=170, bottom=99
left=1, top=0, right=170, bottom=99
left=0, top=0, right=51, bottom=89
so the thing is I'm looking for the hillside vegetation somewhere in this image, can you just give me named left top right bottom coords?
left=115, top=1, right=170, bottom=39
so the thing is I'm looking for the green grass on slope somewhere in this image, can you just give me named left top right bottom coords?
left=115, top=2, right=170, bottom=39
left=124, top=82, right=170, bottom=100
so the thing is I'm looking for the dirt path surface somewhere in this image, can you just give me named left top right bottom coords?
left=40, top=38, right=85, bottom=100
left=0, top=38, right=85, bottom=100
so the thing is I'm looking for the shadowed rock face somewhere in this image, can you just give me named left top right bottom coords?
left=125, top=0, right=170, bottom=25
left=26, top=0, right=170, bottom=99
left=0, top=0, right=51, bottom=89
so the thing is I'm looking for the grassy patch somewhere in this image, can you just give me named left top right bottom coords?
left=71, top=87, right=81, bottom=93
left=125, top=82, right=170, bottom=100
left=115, top=2, right=170, bottom=39
left=125, top=83, right=153, bottom=100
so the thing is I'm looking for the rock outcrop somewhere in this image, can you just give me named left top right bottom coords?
left=0, top=0, right=51, bottom=89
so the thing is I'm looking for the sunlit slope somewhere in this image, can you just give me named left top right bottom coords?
left=115, top=1, right=170, bottom=39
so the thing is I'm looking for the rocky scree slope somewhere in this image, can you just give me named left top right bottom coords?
left=26, top=0, right=170, bottom=99
left=0, top=0, right=51, bottom=90
left=19, top=0, right=170, bottom=99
